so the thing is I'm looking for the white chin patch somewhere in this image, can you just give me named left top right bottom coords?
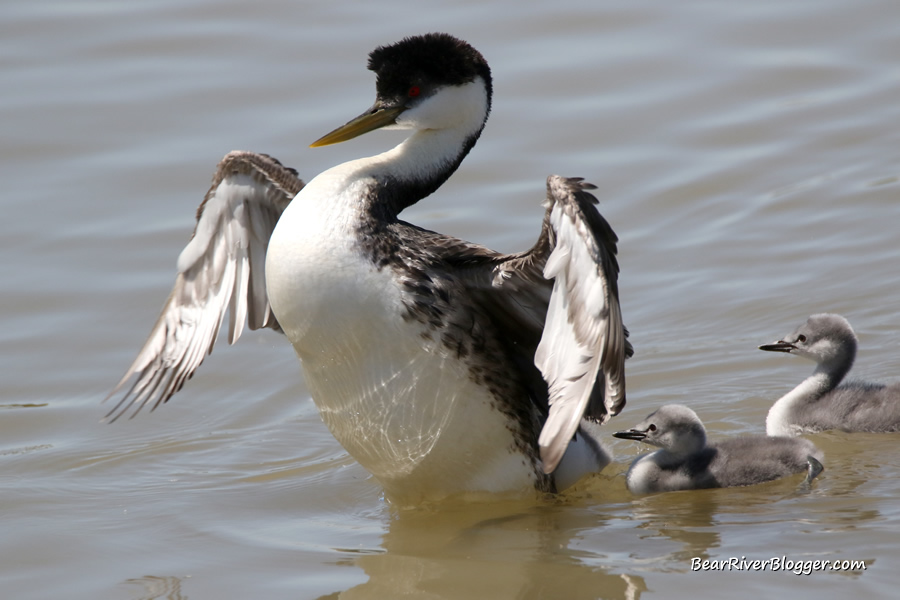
left=397, top=77, right=488, bottom=133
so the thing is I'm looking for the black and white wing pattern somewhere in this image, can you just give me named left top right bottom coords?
left=441, top=175, right=630, bottom=475
left=532, top=176, right=630, bottom=473
left=534, top=176, right=633, bottom=473
left=105, top=151, right=303, bottom=421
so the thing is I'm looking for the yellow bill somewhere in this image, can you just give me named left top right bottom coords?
left=310, top=105, right=406, bottom=148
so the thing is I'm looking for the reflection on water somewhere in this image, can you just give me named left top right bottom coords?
left=629, top=492, right=723, bottom=564
left=122, top=575, right=187, bottom=600
left=324, top=500, right=648, bottom=600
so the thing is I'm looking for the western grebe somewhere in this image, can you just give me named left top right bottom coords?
left=759, top=313, right=900, bottom=436
left=613, top=404, right=823, bottom=495
left=106, top=33, right=632, bottom=503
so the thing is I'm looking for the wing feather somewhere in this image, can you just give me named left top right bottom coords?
left=443, top=175, right=631, bottom=475
left=104, top=151, right=303, bottom=421
left=534, top=176, right=630, bottom=473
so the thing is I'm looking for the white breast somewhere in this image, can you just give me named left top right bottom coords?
left=766, top=373, right=829, bottom=436
left=265, top=165, right=536, bottom=503
left=625, top=454, right=661, bottom=495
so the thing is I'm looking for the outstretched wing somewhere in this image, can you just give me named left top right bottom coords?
left=438, top=175, right=630, bottom=474
left=105, top=151, right=303, bottom=421
left=532, top=176, right=630, bottom=473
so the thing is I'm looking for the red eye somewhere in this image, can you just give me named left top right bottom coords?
left=408, top=86, right=421, bottom=97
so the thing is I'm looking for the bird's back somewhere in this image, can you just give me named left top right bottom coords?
left=708, top=435, right=821, bottom=488
left=793, top=380, right=900, bottom=433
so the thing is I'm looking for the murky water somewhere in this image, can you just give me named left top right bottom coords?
left=2, top=0, right=898, bottom=598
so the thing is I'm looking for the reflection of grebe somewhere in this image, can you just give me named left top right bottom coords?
left=106, top=33, right=632, bottom=503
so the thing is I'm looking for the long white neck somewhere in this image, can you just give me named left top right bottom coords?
left=372, top=126, right=476, bottom=202
left=766, top=371, right=832, bottom=436
left=294, top=123, right=481, bottom=233
left=340, top=78, right=490, bottom=219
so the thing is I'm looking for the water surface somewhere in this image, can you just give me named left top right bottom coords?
left=2, top=0, right=898, bottom=598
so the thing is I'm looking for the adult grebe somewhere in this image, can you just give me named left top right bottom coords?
left=106, top=33, right=632, bottom=503
left=759, top=313, right=900, bottom=436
